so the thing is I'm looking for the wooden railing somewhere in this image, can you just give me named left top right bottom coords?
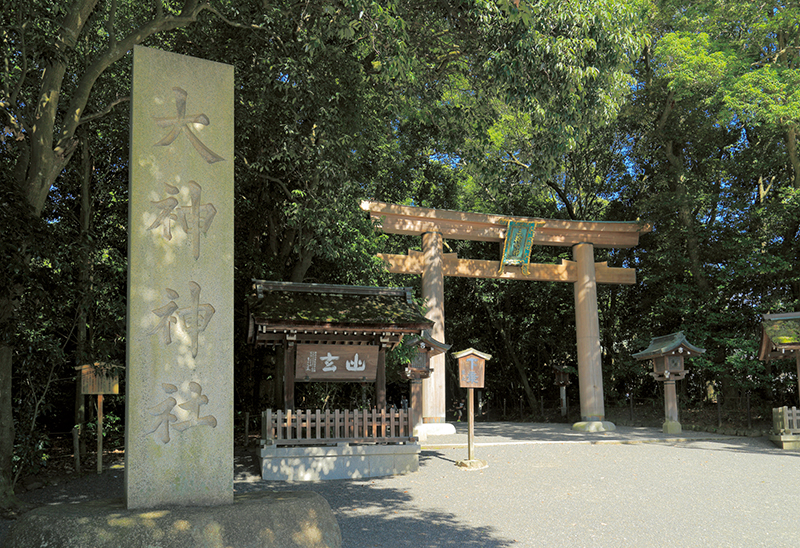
left=262, top=408, right=415, bottom=446
left=772, top=406, right=800, bottom=434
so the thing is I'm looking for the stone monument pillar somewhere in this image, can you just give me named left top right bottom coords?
left=127, top=46, right=234, bottom=508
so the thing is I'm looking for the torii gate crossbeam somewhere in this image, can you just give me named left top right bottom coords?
left=363, top=201, right=650, bottom=434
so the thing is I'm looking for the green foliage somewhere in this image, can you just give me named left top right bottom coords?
left=87, top=410, right=124, bottom=449
left=654, top=32, right=735, bottom=99
left=725, top=66, right=800, bottom=128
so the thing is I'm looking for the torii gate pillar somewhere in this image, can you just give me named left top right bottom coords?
left=419, top=231, right=456, bottom=436
left=572, top=243, right=614, bottom=431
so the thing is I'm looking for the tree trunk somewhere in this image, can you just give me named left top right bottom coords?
left=490, top=313, right=538, bottom=414
left=0, top=334, right=20, bottom=509
left=74, top=131, right=93, bottom=464
left=663, top=137, right=709, bottom=292
left=290, top=247, right=315, bottom=282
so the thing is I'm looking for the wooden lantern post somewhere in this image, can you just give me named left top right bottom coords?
left=452, top=348, right=491, bottom=466
left=633, top=333, right=705, bottom=434
left=76, top=363, right=120, bottom=473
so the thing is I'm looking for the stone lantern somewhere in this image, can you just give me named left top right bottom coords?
left=402, top=331, right=450, bottom=440
left=633, top=332, right=705, bottom=434
left=552, top=365, right=571, bottom=417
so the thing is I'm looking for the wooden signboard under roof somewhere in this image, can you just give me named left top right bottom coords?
left=453, top=348, right=492, bottom=389
left=76, top=363, right=120, bottom=395
left=759, top=312, right=800, bottom=412
left=759, top=312, right=800, bottom=362
left=247, top=281, right=433, bottom=410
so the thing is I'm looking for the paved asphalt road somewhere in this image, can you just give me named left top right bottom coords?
left=4, top=422, right=800, bottom=547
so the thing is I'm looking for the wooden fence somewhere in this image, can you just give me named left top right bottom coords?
left=262, top=408, right=415, bottom=446
left=772, top=406, right=800, bottom=434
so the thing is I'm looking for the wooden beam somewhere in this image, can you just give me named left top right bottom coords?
left=363, top=200, right=650, bottom=248
left=377, top=252, right=636, bottom=284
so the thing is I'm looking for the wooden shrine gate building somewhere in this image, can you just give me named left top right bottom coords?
left=247, top=281, right=433, bottom=411
left=362, top=201, right=650, bottom=433
left=246, top=281, right=440, bottom=480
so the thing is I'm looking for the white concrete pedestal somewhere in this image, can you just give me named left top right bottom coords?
left=259, top=442, right=420, bottom=481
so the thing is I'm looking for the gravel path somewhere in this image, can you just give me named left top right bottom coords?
left=4, top=422, right=800, bottom=547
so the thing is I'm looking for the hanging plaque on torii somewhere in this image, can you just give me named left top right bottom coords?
left=498, top=220, right=544, bottom=275
left=362, top=200, right=650, bottom=433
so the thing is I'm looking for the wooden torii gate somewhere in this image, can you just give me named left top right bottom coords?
left=362, top=201, right=650, bottom=433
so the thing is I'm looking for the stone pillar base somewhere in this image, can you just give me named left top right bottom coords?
left=663, top=420, right=682, bottom=434
left=572, top=421, right=616, bottom=432
left=415, top=422, right=456, bottom=440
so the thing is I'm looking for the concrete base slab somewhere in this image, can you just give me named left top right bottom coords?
left=4, top=490, right=341, bottom=548
left=260, top=443, right=420, bottom=481
left=416, top=422, right=456, bottom=438
left=769, top=434, right=800, bottom=449
left=456, top=459, right=488, bottom=471
left=572, top=421, right=617, bottom=433
left=663, top=420, right=682, bottom=435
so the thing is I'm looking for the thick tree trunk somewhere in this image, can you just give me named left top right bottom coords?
left=675, top=176, right=709, bottom=292
left=663, top=138, right=709, bottom=292
left=653, top=90, right=709, bottom=292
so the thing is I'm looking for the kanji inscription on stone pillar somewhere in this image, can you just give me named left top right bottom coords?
left=127, top=46, right=233, bottom=509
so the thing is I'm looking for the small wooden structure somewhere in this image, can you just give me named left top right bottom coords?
left=247, top=281, right=437, bottom=480
left=758, top=312, right=800, bottom=449
left=247, top=281, right=433, bottom=410
left=633, top=332, right=705, bottom=434
left=452, top=348, right=491, bottom=465
left=759, top=312, right=800, bottom=399
left=75, top=363, right=120, bottom=473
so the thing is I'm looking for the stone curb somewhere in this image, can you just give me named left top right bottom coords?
left=422, top=435, right=738, bottom=450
